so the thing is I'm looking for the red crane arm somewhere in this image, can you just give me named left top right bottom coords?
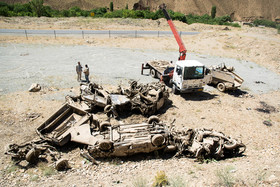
left=160, top=4, right=187, bottom=60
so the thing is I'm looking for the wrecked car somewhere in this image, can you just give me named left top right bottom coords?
left=5, top=103, right=246, bottom=170
left=67, top=81, right=169, bottom=117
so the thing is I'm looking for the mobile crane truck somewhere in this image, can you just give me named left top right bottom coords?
left=141, top=4, right=209, bottom=94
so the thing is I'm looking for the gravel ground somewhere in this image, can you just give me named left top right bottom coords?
left=0, top=43, right=280, bottom=95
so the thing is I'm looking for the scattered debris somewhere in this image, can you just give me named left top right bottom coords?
left=5, top=106, right=246, bottom=170
left=28, top=83, right=41, bottom=92
left=256, top=101, right=277, bottom=114
left=263, top=120, right=272, bottom=126
left=25, top=112, right=41, bottom=121
left=67, top=81, right=169, bottom=117
left=255, top=81, right=265, bottom=84
left=223, top=27, right=230, bottom=30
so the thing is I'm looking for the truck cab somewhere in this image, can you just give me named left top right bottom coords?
left=171, top=60, right=208, bottom=93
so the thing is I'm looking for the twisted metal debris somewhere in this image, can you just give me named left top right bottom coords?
left=5, top=111, right=245, bottom=170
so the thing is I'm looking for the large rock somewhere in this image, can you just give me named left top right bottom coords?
left=28, top=83, right=41, bottom=92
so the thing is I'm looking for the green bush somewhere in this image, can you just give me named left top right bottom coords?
left=91, top=7, right=107, bottom=17
left=0, top=6, right=9, bottom=16
left=110, top=2, right=113, bottom=12
left=253, top=19, right=277, bottom=28
left=211, top=5, right=216, bottom=18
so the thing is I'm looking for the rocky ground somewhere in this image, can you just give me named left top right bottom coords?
left=0, top=17, right=280, bottom=186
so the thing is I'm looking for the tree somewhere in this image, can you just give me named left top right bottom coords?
left=30, top=0, right=44, bottom=17
left=110, top=2, right=113, bottom=12
left=125, top=4, right=128, bottom=10
left=211, top=5, right=216, bottom=18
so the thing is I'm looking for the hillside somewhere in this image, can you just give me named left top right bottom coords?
left=2, top=0, right=280, bottom=21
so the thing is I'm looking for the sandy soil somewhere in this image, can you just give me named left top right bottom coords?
left=0, top=17, right=280, bottom=186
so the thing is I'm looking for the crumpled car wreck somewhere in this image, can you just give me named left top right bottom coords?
left=5, top=103, right=246, bottom=170
left=66, top=81, right=169, bottom=117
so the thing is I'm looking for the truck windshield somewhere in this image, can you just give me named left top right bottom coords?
left=183, top=66, right=204, bottom=80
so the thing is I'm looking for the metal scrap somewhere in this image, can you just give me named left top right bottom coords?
left=67, top=81, right=169, bottom=117
left=5, top=110, right=246, bottom=170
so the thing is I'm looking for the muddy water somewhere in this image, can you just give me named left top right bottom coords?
left=0, top=43, right=279, bottom=94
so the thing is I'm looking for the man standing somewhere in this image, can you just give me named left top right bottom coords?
left=83, top=64, right=90, bottom=83
left=76, top=62, right=82, bottom=82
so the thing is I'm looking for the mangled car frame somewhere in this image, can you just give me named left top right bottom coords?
left=66, top=81, right=169, bottom=117
left=6, top=103, right=246, bottom=170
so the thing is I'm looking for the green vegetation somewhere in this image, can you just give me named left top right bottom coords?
left=211, top=5, right=216, bottom=19
left=216, top=166, right=236, bottom=187
left=132, top=176, right=148, bottom=187
left=152, top=171, right=169, bottom=187
left=110, top=1, right=113, bottom=12
left=253, top=19, right=280, bottom=34
left=0, top=1, right=242, bottom=27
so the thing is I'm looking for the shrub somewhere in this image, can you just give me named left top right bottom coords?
left=253, top=19, right=277, bottom=28
left=152, top=171, right=169, bottom=187
left=0, top=6, right=9, bottom=16
left=110, top=2, right=113, bottom=12
left=211, top=5, right=216, bottom=18
left=29, top=0, right=44, bottom=17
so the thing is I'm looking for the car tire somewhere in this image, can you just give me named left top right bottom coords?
left=151, top=134, right=165, bottom=146
left=148, top=115, right=160, bottom=124
left=55, top=159, right=70, bottom=171
left=100, top=121, right=111, bottom=132
left=217, top=82, right=226, bottom=92
left=99, top=140, right=113, bottom=151
left=26, top=148, right=40, bottom=164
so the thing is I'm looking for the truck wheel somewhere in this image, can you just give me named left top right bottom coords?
left=152, top=134, right=165, bottom=146
left=150, top=69, right=157, bottom=78
left=217, top=83, right=226, bottom=92
left=148, top=115, right=160, bottom=124
left=172, top=84, right=178, bottom=94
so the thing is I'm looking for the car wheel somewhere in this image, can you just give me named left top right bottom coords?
left=152, top=134, right=165, bottom=146
left=55, top=159, right=70, bottom=171
left=99, top=121, right=111, bottom=132
left=148, top=115, right=160, bottom=124
left=99, top=140, right=113, bottom=151
left=217, top=82, right=226, bottom=92
left=26, top=148, right=40, bottom=164
left=104, top=105, right=112, bottom=113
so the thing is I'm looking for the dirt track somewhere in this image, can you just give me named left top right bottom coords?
left=0, top=17, right=280, bottom=186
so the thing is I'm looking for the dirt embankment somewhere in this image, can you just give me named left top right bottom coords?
left=2, top=0, right=280, bottom=21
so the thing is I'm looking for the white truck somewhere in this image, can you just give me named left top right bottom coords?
left=171, top=60, right=209, bottom=94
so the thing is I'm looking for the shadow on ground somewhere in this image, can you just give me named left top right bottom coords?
left=180, top=91, right=218, bottom=101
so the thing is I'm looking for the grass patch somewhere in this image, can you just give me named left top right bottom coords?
left=5, top=164, right=19, bottom=173
left=38, top=163, right=56, bottom=177
left=169, top=175, right=187, bottom=187
left=216, top=166, right=236, bottom=187
left=30, top=174, right=39, bottom=182
left=152, top=171, right=169, bottom=187
left=132, top=176, right=148, bottom=187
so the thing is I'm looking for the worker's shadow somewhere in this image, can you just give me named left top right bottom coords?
left=180, top=91, right=217, bottom=101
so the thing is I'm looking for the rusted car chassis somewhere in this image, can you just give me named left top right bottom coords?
left=5, top=104, right=245, bottom=170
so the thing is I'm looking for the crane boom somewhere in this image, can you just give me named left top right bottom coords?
left=159, top=4, right=187, bottom=60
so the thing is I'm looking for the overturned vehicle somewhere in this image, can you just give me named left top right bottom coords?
left=66, top=81, right=169, bottom=117
left=5, top=104, right=246, bottom=170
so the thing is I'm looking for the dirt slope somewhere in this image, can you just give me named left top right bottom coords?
left=2, top=0, right=280, bottom=21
